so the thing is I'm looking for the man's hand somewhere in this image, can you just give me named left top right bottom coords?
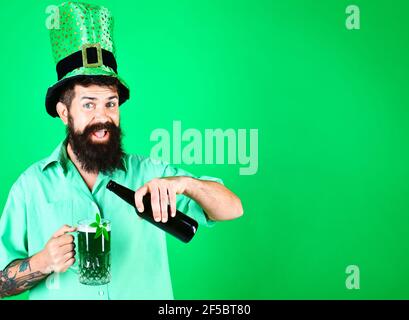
left=38, top=224, right=77, bottom=274
left=134, top=175, right=243, bottom=223
left=0, top=224, right=76, bottom=298
left=134, top=177, right=190, bottom=223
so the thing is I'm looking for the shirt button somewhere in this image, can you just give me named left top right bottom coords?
left=99, top=290, right=104, bottom=296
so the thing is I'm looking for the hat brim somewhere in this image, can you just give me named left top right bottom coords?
left=45, top=66, right=130, bottom=118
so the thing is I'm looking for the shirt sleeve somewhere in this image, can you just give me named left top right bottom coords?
left=160, top=163, right=224, bottom=228
left=0, top=178, right=28, bottom=271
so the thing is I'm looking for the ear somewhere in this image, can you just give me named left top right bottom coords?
left=56, top=102, right=69, bottom=125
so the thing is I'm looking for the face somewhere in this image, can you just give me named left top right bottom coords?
left=64, top=84, right=120, bottom=138
left=57, top=84, right=124, bottom=173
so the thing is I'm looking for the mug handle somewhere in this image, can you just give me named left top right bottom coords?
left=67, top=230, right=79, bottom=273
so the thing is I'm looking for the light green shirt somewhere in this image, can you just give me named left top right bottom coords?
left=0, top=140, right=221, bottom=300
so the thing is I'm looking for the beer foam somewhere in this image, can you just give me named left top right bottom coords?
left=77, top=224, right=111, bottom=233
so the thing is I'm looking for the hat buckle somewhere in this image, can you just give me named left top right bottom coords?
left=81, top=43, right=103, bottom=68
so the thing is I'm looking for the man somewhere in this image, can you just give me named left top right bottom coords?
left=0, top=2, right=243, bottom=299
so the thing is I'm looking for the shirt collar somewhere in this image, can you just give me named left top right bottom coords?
left=41, top=139, right=128, bottom=174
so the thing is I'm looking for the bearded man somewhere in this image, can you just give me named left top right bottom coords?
left=0, top=2, right=242, bottom=300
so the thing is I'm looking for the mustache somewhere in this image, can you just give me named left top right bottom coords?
left=80, top=121, right=118, bottom=137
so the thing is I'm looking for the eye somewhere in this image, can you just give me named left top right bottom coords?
left=107, top=101, right=117, bottom=108
left=83, top=102, right=94, bottom=110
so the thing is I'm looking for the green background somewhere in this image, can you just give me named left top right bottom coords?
left=1, top=0, right=408, bottom=299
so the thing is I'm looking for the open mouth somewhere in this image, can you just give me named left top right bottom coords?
left=92, top=129, right=109, bottom=140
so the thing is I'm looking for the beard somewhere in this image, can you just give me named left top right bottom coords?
left=66, top=114, right=124, bottom=174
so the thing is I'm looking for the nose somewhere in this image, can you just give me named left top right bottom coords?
left=93, top=103, right=110, bottom=122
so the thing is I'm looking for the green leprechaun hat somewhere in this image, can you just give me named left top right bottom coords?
left=45, top=1, right=130, bottom=117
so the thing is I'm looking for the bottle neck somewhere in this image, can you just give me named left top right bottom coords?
left=106, top=180, right=135, bottom=208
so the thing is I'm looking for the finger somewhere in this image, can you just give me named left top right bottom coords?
left=150, top=185, right=161, bottom=222
left=61, top=257, right=75, bottom=272
left=159, top=185, right=169, bottom=223
left=62, top=250, right=75, bottom=263
left=168, top=188, right=177, bottom=218
left=56, top=234, right=75, bottom=246
left=134, top=185, right=148, bottom=212
left=53, top=225, right=76, bottom=238
left=61, top=243, right=75, bottom=255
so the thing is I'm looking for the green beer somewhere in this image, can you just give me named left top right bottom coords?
left=77, top=219, right=111, bottom=285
